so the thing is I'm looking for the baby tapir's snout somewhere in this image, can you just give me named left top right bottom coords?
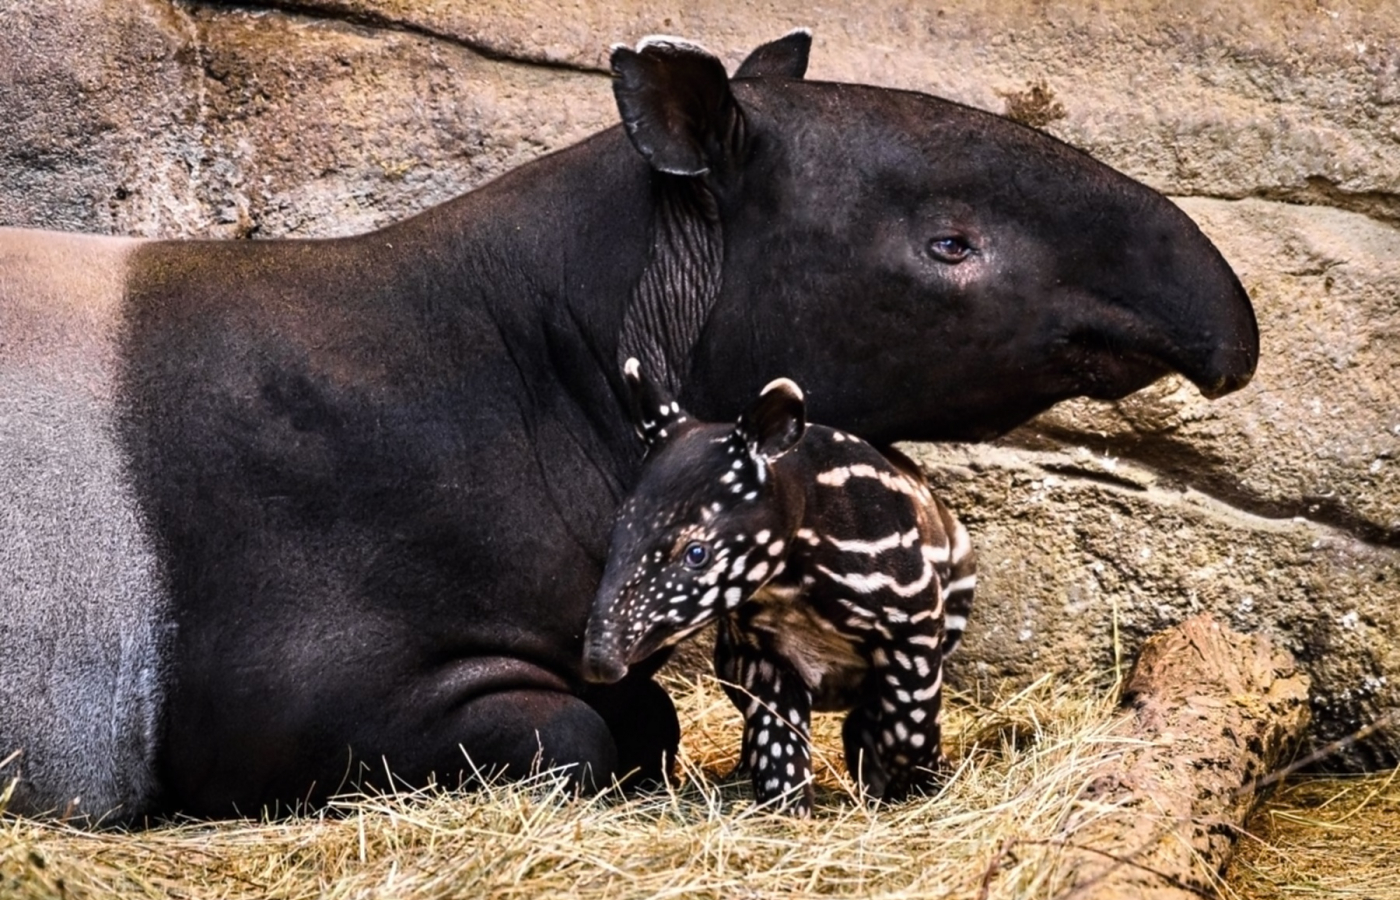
left=582, top=592, right=634, bottom=684
left=581, top=633, right=630, bottom=684
left=582, top=556, right=670, bottom=684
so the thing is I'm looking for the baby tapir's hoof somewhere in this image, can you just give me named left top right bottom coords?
left=842, top=705, right=950, bottom=805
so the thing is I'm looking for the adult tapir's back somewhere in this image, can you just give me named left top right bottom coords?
left=1, top=31, right=1259, bottom=821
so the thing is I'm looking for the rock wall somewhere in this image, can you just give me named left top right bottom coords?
left=2, top=0, right=1396, bottom=767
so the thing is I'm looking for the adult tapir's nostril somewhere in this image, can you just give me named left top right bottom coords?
left=1199, top=370, right=1251, bottom=399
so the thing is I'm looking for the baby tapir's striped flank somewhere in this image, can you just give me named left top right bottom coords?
left=583, top=360, right=976, bottom=815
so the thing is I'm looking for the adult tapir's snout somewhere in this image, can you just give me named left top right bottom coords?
left=1186, top=259, right=1259, bottom=399
left=1105, top=191, right=1260, bottom=401
left=1178, top=278, right=1258, bottom=400
left=1012, top=139, right=1261, bottom=412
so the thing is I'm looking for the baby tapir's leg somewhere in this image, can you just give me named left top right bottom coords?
left=715, top=617, right=815, bottom=815
left=935, top=503, right=976, bottom=657
left=845, top=614, right=949, bottom=802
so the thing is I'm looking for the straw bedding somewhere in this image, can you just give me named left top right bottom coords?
left=2, top=672, right=1394, bottom=900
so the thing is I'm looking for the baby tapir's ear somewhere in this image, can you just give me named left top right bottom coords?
left=737, top=377, right=806, bottom=460
left=623, top=357, right=689, bottom=447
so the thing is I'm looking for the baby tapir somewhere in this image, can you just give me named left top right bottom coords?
left=583, top=359, right=975, bottom=815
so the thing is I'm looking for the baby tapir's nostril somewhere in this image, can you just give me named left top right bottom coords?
left=581, top=631, right=631, bottom=684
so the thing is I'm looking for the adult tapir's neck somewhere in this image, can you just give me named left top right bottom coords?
left=388, top=126, right=652, bottom=362
left=381, top=126, right=659, bottom=461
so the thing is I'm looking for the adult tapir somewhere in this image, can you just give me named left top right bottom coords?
left=0, top=31, right=1257, bottom=822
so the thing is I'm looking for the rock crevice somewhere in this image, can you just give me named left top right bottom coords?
left=181, top=0, right=611, bottom=74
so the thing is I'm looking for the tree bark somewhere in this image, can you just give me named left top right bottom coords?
left=1054, top=613, right=1311, bottom=899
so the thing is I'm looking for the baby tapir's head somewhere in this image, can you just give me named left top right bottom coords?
left=582, top=359, right=808, bottom=684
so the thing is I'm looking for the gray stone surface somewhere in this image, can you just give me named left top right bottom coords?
left=904, top=442, right=1397, bottom=769
left=1, top=0, right=1396, bottom=767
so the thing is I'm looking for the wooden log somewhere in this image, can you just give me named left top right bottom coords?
left=1054, top=613, right=1311, bottom=899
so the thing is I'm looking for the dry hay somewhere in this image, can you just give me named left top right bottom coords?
left=1229, top=768, right=1400, bottom=900
left=1, top=672, right=1392, bottom=900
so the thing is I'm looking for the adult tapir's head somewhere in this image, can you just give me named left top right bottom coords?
left=610, top=31, right=1259, bottom=442
left=582, top=359, right=806, bottom=684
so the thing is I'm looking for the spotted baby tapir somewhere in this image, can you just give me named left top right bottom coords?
left=583, top=359, right=975, bottom=815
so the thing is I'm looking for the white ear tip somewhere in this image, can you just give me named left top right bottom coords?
left=635, top=34, right=715, bottom=56
left=786, top=27, right=814, bottom=38
left=760, top=377, right=804, bottom=402
left=624, top=357, right=641, bottom=378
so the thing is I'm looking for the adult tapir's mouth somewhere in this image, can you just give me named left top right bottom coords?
left=1065, top=279, right=1258, bottom=404
left=1081, top=333, right=1257, bottom=402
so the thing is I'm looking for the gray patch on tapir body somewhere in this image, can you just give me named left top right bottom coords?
left=0, top=228, right=169, bottom=822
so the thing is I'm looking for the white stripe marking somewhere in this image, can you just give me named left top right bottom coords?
left=944, top=574, right=977, bottom=595
left=824, top=527, right=920, bottom=555
left=815, top=464, right=925, bottom=497
left=815, top=544, right=942, bottom=598
left=913, top=669, right=944, bottom=702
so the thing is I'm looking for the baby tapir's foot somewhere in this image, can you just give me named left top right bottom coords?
left=743, top=706, right=815, bottom=815
left=733, top=664, right=816, bottom=814
left=718, top=619, right=816, bottom=815
left=841, top=703, right=948, bottom=804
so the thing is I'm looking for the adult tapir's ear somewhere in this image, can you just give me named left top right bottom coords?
left=623, top=357, right=689, bottom=448
left=737, top=378, right=807, bottom=461
left=611, top=37, right=739, bottom=177
left=733, top=29, right=812, bottom=80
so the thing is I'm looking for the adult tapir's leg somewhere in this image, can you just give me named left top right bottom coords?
left=580, top=661, right=681, bottom=786
left=156, top=637, right=628, bottom=815
left=0, top=229, right=168, bottom=823
left=355, top=659, right=621, bottom=796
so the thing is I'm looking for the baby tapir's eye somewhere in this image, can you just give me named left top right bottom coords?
left=682, top=541, right=712, bottom=569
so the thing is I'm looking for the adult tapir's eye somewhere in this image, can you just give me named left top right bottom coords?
left=927, top=235, right=973, bottom=263
left=682, top=541, right=712, bottom=569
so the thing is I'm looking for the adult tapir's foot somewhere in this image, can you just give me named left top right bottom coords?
left=434, top=688, right=621, bottom=792
left=161, top=658, right=631, bottom=816
left=580, top=672, right=680, bottom=789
